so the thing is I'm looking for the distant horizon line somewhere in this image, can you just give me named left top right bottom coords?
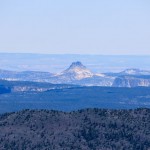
left=0, top=52, right=150, bottom=56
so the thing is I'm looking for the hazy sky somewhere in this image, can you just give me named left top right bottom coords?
left=0, top=0, right=150, bottom=55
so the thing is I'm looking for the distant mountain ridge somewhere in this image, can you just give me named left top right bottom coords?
left=0, top=61, right=150, bottom=87
left=119, top=68, right=150, bottom=76
left=48, top=61, right=113, bottom=86
left=0, top=69, right=53, bottom=82
left=56, top=61, right=94, bottom=80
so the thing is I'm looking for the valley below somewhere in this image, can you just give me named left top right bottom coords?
left=0, top=80, right=150, bottom=113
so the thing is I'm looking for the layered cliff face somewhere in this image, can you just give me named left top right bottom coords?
left=0, top=80, right=78, bottom=93
left=112, top=76, right=150, bottom=87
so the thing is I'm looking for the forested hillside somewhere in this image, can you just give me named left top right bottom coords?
left=0, top=108, right=150, bottom=150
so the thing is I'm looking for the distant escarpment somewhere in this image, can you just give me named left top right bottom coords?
left=113, top=75, right=150, bottom=87
left=1, top=63, right=150, bottom=87
left=0, top=108, right=150, bottom=150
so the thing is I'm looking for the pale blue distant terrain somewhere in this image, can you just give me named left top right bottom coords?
left=0, top=53, right=150, bottom=113
left=0, top=53, right=149, bottom=73
left=0, top=79, right=150, bottom=113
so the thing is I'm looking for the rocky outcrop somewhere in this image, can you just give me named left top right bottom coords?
left=112, top=76, right=150, bottom=87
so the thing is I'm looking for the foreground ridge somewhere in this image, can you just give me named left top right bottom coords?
left=0, top=108, right=150, bottom=150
